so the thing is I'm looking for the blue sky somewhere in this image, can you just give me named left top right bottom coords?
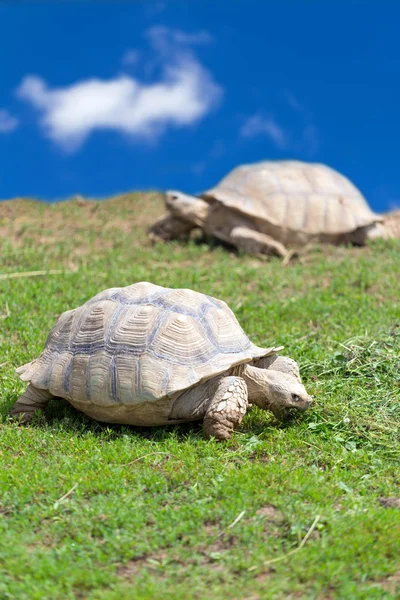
left=0, top=1, right=399, bottom=212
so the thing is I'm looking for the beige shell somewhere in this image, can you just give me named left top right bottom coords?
left=17, top=283, right=278, bottom=417
left=202, top=160, right=381, bottom=235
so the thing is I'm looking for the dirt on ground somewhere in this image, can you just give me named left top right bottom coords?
left=0, top=192, right=165, bottom=249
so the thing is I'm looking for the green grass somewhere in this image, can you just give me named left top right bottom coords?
left=0, top=194, right=399, bottom=600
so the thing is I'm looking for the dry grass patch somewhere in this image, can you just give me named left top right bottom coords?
left=0, top=192, right=165, bottom=250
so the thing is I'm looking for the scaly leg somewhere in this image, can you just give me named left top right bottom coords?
left=203, top=376, right=248, bottom=440
left=10, top=384, right=54, bottom=423
left=230, top=226, right=288, bottom=258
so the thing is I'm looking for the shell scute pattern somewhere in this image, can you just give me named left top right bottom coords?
left=71, top=301, right=117, bottom=350
left=205, top=305, right=250, bottom=353
left=203, top=161, right=381, bottom=235
left=151, top=313, right=215, bottom=364
left=108, top=304, right=162, bottom=354
left=86, top=351, right=114, bottom=405
left=20, top=283, right=274, bottom=407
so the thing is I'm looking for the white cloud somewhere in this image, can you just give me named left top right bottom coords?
left=171, top=30, right=214, bottom=46
left=0, top=109, right=18, bottom=133
left=16, top=27, right=222, bottom=152
left=145, top=26, right=213, bottom=54
left=241, top=95, right=320, bottom=156
left=284, top=90, right=304, bottom=113
left=240, top=113, right=287, bottom=149
left=121, top=49, right=141, bottom=66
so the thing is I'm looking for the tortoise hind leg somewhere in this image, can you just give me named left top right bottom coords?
left=230, top=226, right=288, bottom=258
left=10, top=384, right=54, bottom=423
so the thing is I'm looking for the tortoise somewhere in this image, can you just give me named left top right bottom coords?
left=10, top=282, right=311, bottom=440
left=149, top=160, right=386, bottom=258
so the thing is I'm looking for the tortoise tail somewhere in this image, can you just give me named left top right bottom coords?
left=15, top=360, right=37, bottom=381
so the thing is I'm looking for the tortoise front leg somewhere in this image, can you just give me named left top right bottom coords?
left=148, top=213, right=194, bottom=241
left=169, top=375, right=248, bottom=440
left=203, top=376, right=248, bottom=440
left=230, top=226, right=288, bottom=258
left=10, top=384, right=54, bottom=423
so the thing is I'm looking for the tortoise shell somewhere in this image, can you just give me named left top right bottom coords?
left=17, top=282, right=278, bottom=409
left=201, top=160, right=381, bottom=235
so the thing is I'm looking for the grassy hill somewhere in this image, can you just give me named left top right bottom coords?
left=1, top=194, right=399, bottom=599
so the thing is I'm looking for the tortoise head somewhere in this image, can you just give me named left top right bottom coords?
left=244, top=365, right=312, bottom=420
left=265, top=370, right=312, bottom=420
left=165, top=191, right=210, bottom=225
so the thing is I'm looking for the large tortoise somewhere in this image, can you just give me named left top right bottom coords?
left=10, top=282, right=311, bottom=440
left=149, top=160, right=385, bottom=258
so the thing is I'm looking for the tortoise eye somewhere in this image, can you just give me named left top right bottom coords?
left=291, top=393, right=301, bottom=402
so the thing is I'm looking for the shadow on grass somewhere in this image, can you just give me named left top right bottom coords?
left=1, top=391, right=304, bottom=444
left=1, top=393, right=205, bottom=442
left=160, top=229, right=240, bottom=255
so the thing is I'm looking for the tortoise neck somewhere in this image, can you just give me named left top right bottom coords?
left=235, top=364, right=272, bottom=410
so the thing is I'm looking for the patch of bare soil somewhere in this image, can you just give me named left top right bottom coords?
left=117, top=521, right=243, bottom=583
left=255, top=504, right=281, bottom=520
left=378, top=497, right=400, bottom=509
left=379, top=570, right=400, bottom=594
left=117, top=543, right=227, bottom=582
left=117, top=548, right=172, bottom=579
left=254, top=504, right=286, bottom=538
left=199, top=523, right=237, bottom=566
left=0, top=503, right=12, bottom=517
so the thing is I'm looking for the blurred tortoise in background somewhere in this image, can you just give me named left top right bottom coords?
left=149, top=160, right=388, bottom=258
left=383, top=208, right=400, bottom=238
left=10, top=282, right=311, bottom=440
